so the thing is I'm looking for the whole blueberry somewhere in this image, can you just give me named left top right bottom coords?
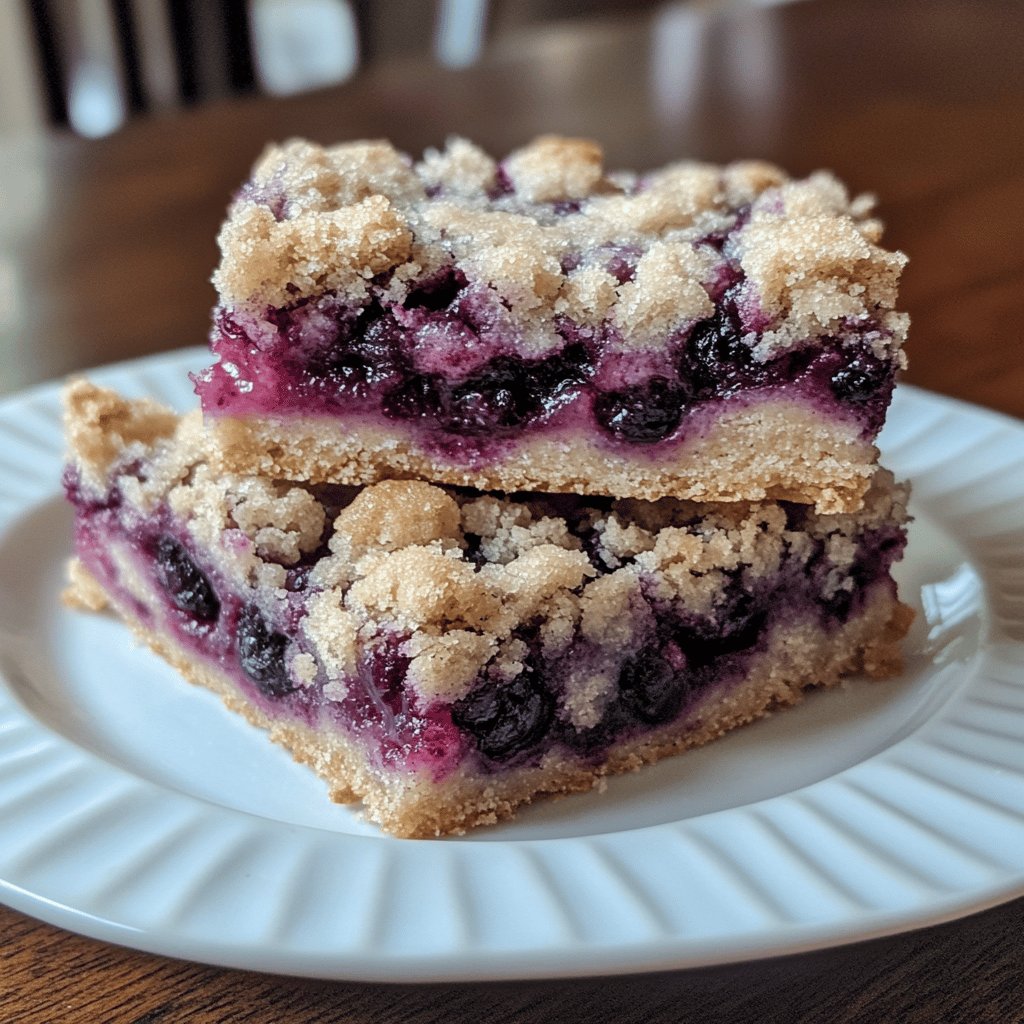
left=381, top=373, right=442, bottom=421
left=675, top=586, right=766, bottom=664
left=618, top=649, right=688, bottom=725
left=347, top=311, right=406, bottom=384
left=452, top=671, right=554, bottom=760
left=593, top=376, right=688, bottom=443
left=439, top=356, right=541, bottom=434
left=534, top=342, right=591, bottom=405
left=830, top=352, right=890, bottom=403
left=685, top=305, right=758, bottom=394
left=154, top=536, right=219, bottom=622
left=237, top=606, right=294, bottom=698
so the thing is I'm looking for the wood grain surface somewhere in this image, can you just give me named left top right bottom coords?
left=2, top=1, right=1023, bottom=1021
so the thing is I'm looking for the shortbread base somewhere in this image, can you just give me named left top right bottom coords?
left=206, top=401, right=876, bottom=513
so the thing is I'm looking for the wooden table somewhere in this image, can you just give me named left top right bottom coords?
left=2, top=1, right=1023, bottom=1020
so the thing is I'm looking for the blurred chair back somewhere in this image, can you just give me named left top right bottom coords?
left=15, top=0, right=453, bottom=136
left=9, top=0, right=667, bottom=137
left=23, top=0, right=255, bottom=136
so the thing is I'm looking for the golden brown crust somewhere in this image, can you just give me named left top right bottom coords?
left=62, top=557, right=109, bottom=611
left=205, top=400, right=877, bottom=513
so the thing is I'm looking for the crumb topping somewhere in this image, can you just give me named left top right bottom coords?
left=583, top=161, right=722, bottom=237
left=348, top=545, right=501, bottom=632
left=213, top=195, right=413, bottom=311
left=302, top=591, right=358, bottom=680
left=405, top=630, right=498, bottom=701
left=503, top=135, right=605, bottom=203
left=250, top=138, right=423, bottom=213
left=414, top=202, right=570, bottom=356
left=460, top=494, right=579, bottom=564
left=418, top=137, right=497, bottom=197
left=291, top=650, right=319, bottom=687
left=738, top=177, right=908, bottom=355
left=63, top=379, right=179, bottom=493
left=558, top=264, right=619, bottom=326
left=329, top=478, right=462, bottom=564
left=213, top=136, right=908, bottom=358
left=227, top=478, right=326, bottom=564
left=613, top=241, right=716, bottom=349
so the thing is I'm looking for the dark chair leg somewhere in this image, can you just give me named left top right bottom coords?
left=110, top=0, right=146, bottom=114
left=24, top=0, right=68, bottom=125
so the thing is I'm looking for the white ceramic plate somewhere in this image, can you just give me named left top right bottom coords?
left=1, top=348, right=1024, bottom=982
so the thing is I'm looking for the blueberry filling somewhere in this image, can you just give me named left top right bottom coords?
left=381, top=346, right=591, bottom=436
left=533, top=340, right=591, bottom=401
left=819, top=527, right=905, bottom=621
left=361, top=634, right=412, bottom=717
left=436, top=356, right=542, bottom=434
left=403, top=267, right=468, bottom=311
left=285, top=565, right=314, bottom=593
left=593, top=376, right=690, bottom=443
left=830, top=350, right=890, bottom=404
left=490, top=165, right=515, bottom=197
left=562, top=591, right=768, bottom=753
left=293, top=302, right=404, bottom=388
left=200, top=257, right=899, bottom=453
left=237, top=605, right=294, bottom=698
left=617, top=649, right=690, bottom=725
left=344, top=311, right=406, bottom=385
left=452, top=670, right=556, bottom=761
left=684, top=299, right=764, bottom=395
left=673, top=586, right=766, bottom=665
left=153, top=535, right=220, bottom=621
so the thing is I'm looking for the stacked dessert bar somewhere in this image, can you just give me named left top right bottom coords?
left=64, top=136, right=913, bottom=837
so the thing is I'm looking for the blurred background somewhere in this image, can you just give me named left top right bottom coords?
left=3, top=0, right=787, bottom=138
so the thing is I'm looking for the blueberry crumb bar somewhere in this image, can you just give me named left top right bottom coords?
left=195, top=135, right=908, bottom=512
left=64, top=381, right=912, bottom=837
